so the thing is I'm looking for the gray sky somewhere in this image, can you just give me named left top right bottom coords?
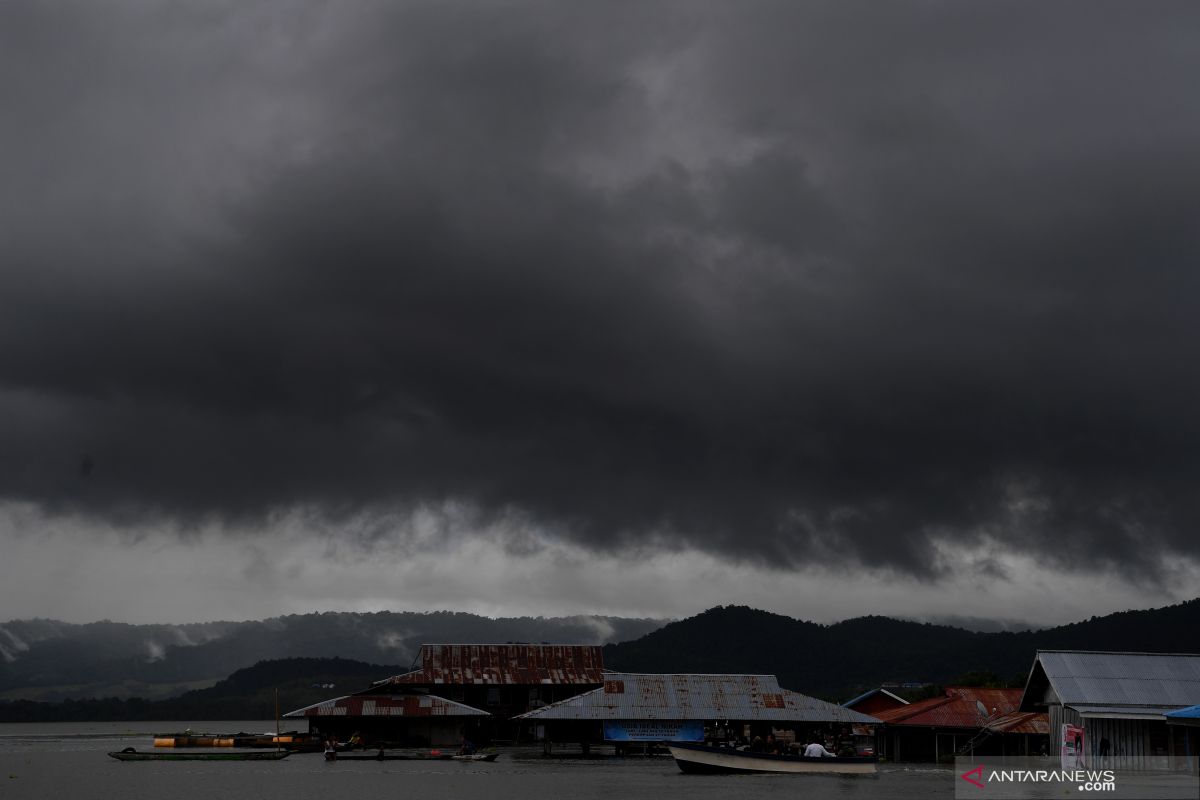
left=2, top=1, right=1198, bottom=626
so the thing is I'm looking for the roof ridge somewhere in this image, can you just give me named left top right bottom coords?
left=512, top=684, right=605, bottom=718
left=874, top=693, right=956, bottom=721
left=841, top=688, right=910, bottom=707
left=416, top=642, right=602, bottom=647
left=1038, top=649, right=1200, bottom=657
left=602, top=672, right=780, bottom=678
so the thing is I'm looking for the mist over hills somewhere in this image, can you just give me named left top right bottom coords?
left=2, top=599, right=1196, bottom=712
left=912, top=615, right=1042, bottom=634
left=0, top=611, right=662, bottom=702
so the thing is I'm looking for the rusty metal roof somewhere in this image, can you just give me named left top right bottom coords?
left=378, top=643, right=605, bottom=686
left=985, top=710, right=1049, bottom=736
left=872, top=687, right=1023, bottom=729
left=283, top=693, right=490, bottom=719
left=514, top=673, right=879, bottom=724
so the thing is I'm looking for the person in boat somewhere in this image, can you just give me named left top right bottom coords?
left=748, top=734, right=765, bottom=752
left=348, top=731, right=364, bottom=750
left=803, top=736, right=835, bottom=758
left=324, top=734, right=338, bottom=761
left=458, top=736, right=476, bottom=756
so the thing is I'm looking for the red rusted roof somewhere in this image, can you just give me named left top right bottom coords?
left=381, top=644, right=605, bottom=686
left=843, top=688, right=910, bottom=715
left=872, top=687, right=1023, bottom=729
left=283, top=693, right=490, bottom=718
left=985, top=710, right=1050, bottom=735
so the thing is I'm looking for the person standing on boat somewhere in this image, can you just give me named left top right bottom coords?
left=803, top=737, right=835, bottom=758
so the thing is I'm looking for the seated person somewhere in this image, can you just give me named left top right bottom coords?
left=803, top=737, right=835, bottom=758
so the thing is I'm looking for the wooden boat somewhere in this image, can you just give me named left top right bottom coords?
left=668, top=742, right=877, bottom=774
left=109, top=748, right=291, bottom=762
left=332, top=751, right=499, bottom=762
left=152, top=731, right=313, bottom=748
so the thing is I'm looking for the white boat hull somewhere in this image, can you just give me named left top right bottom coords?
left=668, top=743, right=877, bottom=774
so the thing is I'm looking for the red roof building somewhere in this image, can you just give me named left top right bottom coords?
left=285, top=644, right=607, bottom=748
left=874, top=687, right=1048, bottom=762
left=378, top=643, right=606, bottom=686
left=842, top=688, right=910, bottom=716
left=369, top=644, right=607, bottom=728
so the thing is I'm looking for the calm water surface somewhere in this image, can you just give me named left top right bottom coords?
left=0, top=721, right=955, bottom=800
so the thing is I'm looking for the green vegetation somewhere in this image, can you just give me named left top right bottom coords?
left=0, top=611, right=662, bottom=703
left=2, top=598, right=1196, bottom=720
left=603, top=598, right=1200, bottom=700
left=0, top=657, right=399, bottom=722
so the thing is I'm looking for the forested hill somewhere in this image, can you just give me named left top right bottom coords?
left=602, top=598, right=1200, bottom=700
left=0, top=657, right=400, bottom=723
left=2, top=600, right=1196, bottom=721
left=0, top=611, right=663, bottom=703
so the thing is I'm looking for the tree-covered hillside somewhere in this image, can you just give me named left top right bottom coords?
left=603, top=598, right=1200, bottom=699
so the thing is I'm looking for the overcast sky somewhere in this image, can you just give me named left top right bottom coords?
left=2, top=1, right=1198, bottom=626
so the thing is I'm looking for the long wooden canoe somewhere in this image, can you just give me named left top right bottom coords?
left=332, top=752, right=499, bottom=762
left=668, top=742, right=876, bottom=774
left=152, top=732, right=313, bottom=748
left=109, top=749, right=291, bottom=762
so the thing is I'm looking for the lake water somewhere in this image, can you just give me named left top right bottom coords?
left=0, top=721, right=955, bottom=799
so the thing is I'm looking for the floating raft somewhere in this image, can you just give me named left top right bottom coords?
left=152, top=732, right=311, bottom=748
left=332, top=752, right=498, bottom=762
left=110, top=748, right=291, bottom=762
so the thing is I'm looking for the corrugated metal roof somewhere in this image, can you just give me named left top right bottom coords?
left=985, top=711, right=1049, bottom=736
left=872, top=695, right=953, bottom=724
left=514, top=673, right=879, bottom=724
left=1036, top=650, right=1200, bottom=708
left=283, top=693, right=490, bottom=719
left=1067, top=704, right=1178, bottom=720
left=872, top=687, right=1023, bottom=729
left=842, top=688, right=910, bottom=708
left=378, top=644, right=605, bottom=686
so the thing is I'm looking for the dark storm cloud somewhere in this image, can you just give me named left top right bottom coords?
left=3, top=1, right=1199, bottom=579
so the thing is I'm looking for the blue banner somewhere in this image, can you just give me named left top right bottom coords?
left=602, top=720, right=704, bottom=742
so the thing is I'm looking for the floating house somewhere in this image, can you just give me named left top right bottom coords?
left=1019, top=649, right=1200, bottom=769
left=369, top=643, right=606, bottom=720
left=282, top=692, right=490, bottom=747
left=285, top=643, right=607, bottom=746
left=872, top=686, right=1048, bottom=761
left=513, top=672, right=879, bottom=753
